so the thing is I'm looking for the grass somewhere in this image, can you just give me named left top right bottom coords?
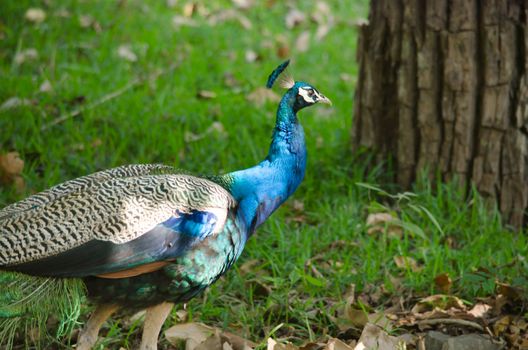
left=0, top=0, right=526, bottom=348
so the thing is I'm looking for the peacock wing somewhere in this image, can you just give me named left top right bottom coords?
left=0, top=164, right=178, bottom=220
left=0, top=172, right=236, bottom=277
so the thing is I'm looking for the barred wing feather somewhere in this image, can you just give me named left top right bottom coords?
left=0, top=164, right=178, bottom=220
left=0, top=172, right=236, bottom=271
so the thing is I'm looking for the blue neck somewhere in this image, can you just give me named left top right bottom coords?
left=227, top=91, right=307, bottom=236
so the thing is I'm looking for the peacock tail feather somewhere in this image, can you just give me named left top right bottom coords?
left=0, top=271, right=85, bottom=348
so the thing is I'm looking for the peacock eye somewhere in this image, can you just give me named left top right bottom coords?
left=307, top=89, right=315, bottom=96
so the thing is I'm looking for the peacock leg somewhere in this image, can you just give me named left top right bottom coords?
left=139, top=301, right=174, bottom=350
left=76, top=303, right=120, bottom=350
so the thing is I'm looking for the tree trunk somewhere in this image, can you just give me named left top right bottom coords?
left=353, top=0, right=528, bottom=227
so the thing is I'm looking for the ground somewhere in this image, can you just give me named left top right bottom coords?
left=0, top=0, right=526, bottom=349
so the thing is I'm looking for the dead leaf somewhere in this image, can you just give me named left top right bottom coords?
left=367, top=313, right=392, bottom=331
left=165, top=322, right=214, bottom=349
left=79, top=15, right=94, bottom=28
left=295, top=31, right=310, bottom=52
left=239, top=259, right=261, bottom=275
left=183, top=2, right=197, bottom=17
left=434, top=273, right=452, bottom=293
left=246, top=87, right=280, bottom=107
left=14, top=48, right=38, bottom=65
left=315, top=24, right=331, bottom=41
left=324, top=338, right=354, bottom=350
left=245, top=50, right=259, bottom=63
left=285, top=8, right=306, bottom=29
left=166, top=0, right=178, bottom=8
left=54, top=8, right=71, bottom=18
left=354, top=323, right=402, bottom=350
left=267, top=338, right=299, bottom=350
left=221, top=331, right=256, bottom=350
left=0, top=97, right=32, bottom=111
left=197, top=90, right=217, bottom=99
left=25, top=8, right=46, bottom=23
left=232, top=0, right=253, bottom=10
left=39, top=80, right=53, bottom=93
left=172, top=15, right=198, bottom=27
left=340, top=73, right=353, bottom=82
left=394, top=256, right=422, bottom=272
left=184, top=121, right=225, bottom=142
left=117, top=45, right=137, bottom=62
left=245, top=279, right=272, bottom=298
left=497, top=282, right=521, bottom=300
left=223, top=73, right=241, bottom=92
left=0, top=152, right=25, bottom=191
left=411, top=295, right=465, bottom=313
left=195, top=332, right=222, bottom=350
left=277, top=44, right=290, bottom=59
left=208, top=9, right=252, bottom=29
left=366, top=212, right=402, bottom=238
left=312, top=1, right=333, bottom=40
left=467, top=303, right=492, bottom=318
left=344, top=306, right=368, bottom=328
left=0, top=152, right=24, bottom=176
left=493, top=315, right=511, bottom=336
left=292, top=200, right=304, bottom=212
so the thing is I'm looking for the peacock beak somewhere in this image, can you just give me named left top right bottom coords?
left=319, top=95, right=332, bottom=105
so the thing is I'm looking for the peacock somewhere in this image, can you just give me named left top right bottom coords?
left=0, top=60, right=330, bottom=349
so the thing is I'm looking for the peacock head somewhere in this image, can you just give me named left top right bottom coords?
left=266, top=60, right=331, bottom=112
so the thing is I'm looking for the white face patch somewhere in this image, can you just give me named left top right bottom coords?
left=298, top=87, right=323, bottom=104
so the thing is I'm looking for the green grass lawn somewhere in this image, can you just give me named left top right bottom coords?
left=1, top=0, right=526, bottom=348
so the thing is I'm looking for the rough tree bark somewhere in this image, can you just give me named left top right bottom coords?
left=353, top=0, right=528, bottom=227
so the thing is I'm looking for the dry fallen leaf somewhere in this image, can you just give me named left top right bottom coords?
left=185, top=121, right=225, bottom=142
left=197, top=90, right=217, bottom=99
left=25, top=8, right=46, bottom=23
left=285, top=8, right=306, bottom=29
left=434, top=273, right=452, bottom=293
left=79, top=15, right=94, bottom=28
left=0, top=97, right=32, bottom=111
left=366, top=212, right=402, bottom=238
left=232, top=0, right=253, bottom=10
left=0, top=152, right=24, bottom=176
left=411, top=294, right=465, bottom=314
left=245, top=50, right=259, bottom=63
left=14, top=48, right=38, bottom=65
left=246, top=87, right=281, bottom=107
left=277, top=44, right=290, bottom=59
left=394, top=256, right=422, bottom=272
left=0, top=152, right=25, bottom=191
left=324, top=338, right=354, bottom=350
left=467, top=303, right=492, bottom=318
left=165, top=322, right=214, bottom=350
left=117, top=45, right=138, bottom=62
left=166, top=0, right=178, bottom=8
left=39, top=80, right=53, bottom=93
left=354, top=323, right=402, bottom=350
left=208, top=9, right=252, bottom=29
left=195, top=332, right=223, bottom=350
left=183, top=2, right=198, bottom=17
left=172, top=15, right=198, bottom=27
left=295, top=31, right=310, bottom=52
left=268, top=338, right=298, bottom=350
left=55, top=8, right=71, bottom=18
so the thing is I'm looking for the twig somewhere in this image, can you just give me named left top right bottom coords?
left=416, top=318, right=484, bottom=331
left=41, top=61, right=181, bottom=131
